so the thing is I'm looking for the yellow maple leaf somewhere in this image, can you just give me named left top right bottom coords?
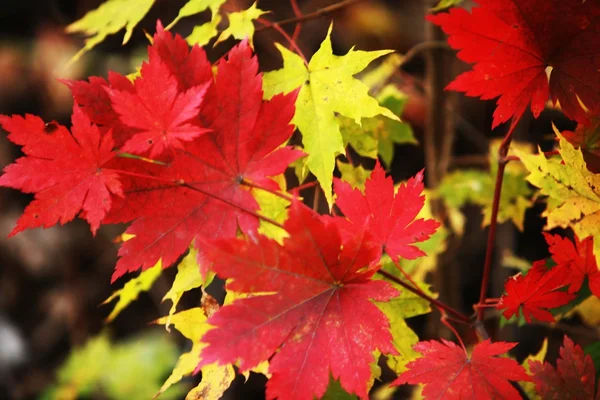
left=66, top=0, right=155, bottom=63
left=516, top=133, right=600, bottom=261
left=263, top=24, right=397, bottom=206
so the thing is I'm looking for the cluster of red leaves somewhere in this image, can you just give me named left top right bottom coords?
left=197, top=163, right=440, bottom=400
left=530, top=336, right=600, bottom=400
left=429, top=0, right=600, bottom=128
left=0, top=22, right=445, bottom=399
left=1, top=22, right=303, bottom=282
left=497, top=233, right=600, bottom=323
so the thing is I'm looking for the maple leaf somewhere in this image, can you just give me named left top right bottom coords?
left=263, top=24, right=397, bottom=205
left=334, top=161, right=440, bottom=262
left=544, top=233, right=600, bottom=297
left=562, top=118, right=600, bottom=173
left=393, top=339, right=531, bottom=399
left=529, top=336, right=598, bottom=400
left=63, top=72, right=135, bottom=148
left=215, top=1, right=267, bottom=48
left=150, top=21, right=214, bottom=91
left=0, top=105, right=122, bottom=235
left=66, top=0, right=155, bottom=63
left=197, top=201, right=399, bottom=400
left=155, top=302, right=235, bottom=399
left=429, top=0, right=600, bottom=127
left=516, top=133, right=600, bottom=264
left=108, top=50, right=210, bottom=157
left=497, top=260, right=574, bottom=323
left=109, top=40, right=302, bottom=281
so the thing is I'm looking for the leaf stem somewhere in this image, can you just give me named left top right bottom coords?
left=476, top=116, right=522, bottom=322
left=257, top=18, right=308, bottom=65
left=440, top=315, right=466, bottom=352
left=255, top=0, right=364, bottom=32
left=290, top=0, right=303, bottom=43
left=376, top=269, right=471, bottom=324
left=293, top=180, right=318, bottom=192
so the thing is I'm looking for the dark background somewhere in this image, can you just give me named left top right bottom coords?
left=0, top=1, right=589, bottom=399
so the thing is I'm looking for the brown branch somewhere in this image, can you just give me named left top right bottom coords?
left=377, top=269, right=472, bottom=325
left=476, top=117, right=522, bottom=322
left=255, top=0, right=364, bottom=32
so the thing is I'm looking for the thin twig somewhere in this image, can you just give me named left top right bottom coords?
left=290, top=0, right=303, bottom=43
left=476, top=116, right=522, bottom=322
left=257, top=17, right=308, bottom=64
left=401, top=40, right=451, bottom=67
left=377, top=269, right=472, bottom=324
left=255, top=0, right=364, bottom=32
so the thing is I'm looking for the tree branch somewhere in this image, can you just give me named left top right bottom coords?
left=476, top=117, right=523, bottom=322
left=255, top=0, right=364, bottom=32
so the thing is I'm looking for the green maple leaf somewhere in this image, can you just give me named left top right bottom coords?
left=263, top=24, right=398, bottom=206
left=66, top=0, right=155, bottom=63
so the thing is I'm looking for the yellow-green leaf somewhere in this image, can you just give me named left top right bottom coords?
left=337, top=161, right=372, bottom=191
left=66, top=0, right=155, bottom=63
left=252, top=175, right=290, bottom=243
left=102, top=262, right=161, bottom=322
left=215, top=2, right=267, bottom=48
left=263, top=24, right=397, bottom=206
left=184, top=363, right=235, bottom=400
left=162, top=247, right=214, bottom=329
left=187, top=14, right=223, bottom=47
left=430, top=0, right=464, bottom=12
left=155, top=303, right=234, bottom=399
left=340, top=85, right=416, bottom=167
left=517, top=133, right=600, bottom=260
left=166, top=0, right=226, bottom=30
left=360, top=53, right=404, bottom=91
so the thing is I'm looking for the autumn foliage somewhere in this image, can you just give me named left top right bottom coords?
left=3, top=0, right=600, bottom=399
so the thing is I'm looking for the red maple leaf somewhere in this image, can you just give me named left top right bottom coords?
left=0, top=105, right=122, bottom=235
left=149, top=21, right=213, bottom=91
left=197, top=201, right=398, bottom=400
left=429, top=0, right=600, bottom=128
left=497, top=260, right=574, bottom=323
left=107, top=51, right=210, bottom=157
left=109, top=40, right=302, bottom=281
left=544, top=233, right=600, bottom=297
left=392, top=339, right=531, bottom=399
left=62, top=72, right=136, bottom=148
left=529, top=336, right=598, bottom=400
left=333, top=162, right=440, bottom=262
